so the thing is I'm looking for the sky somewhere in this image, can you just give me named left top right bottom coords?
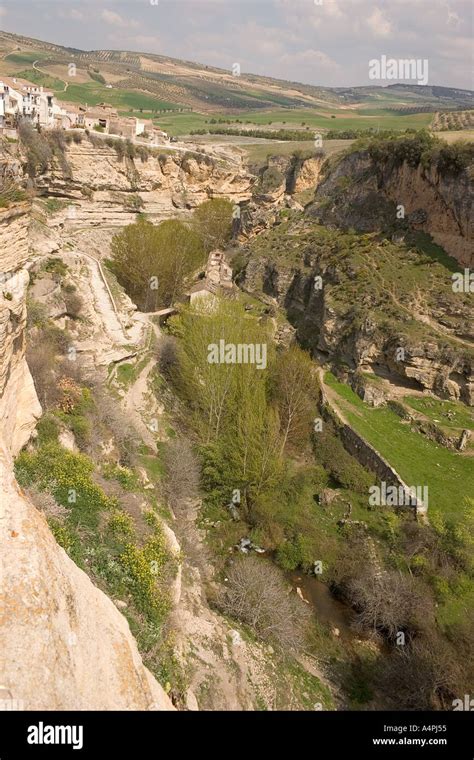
left=0, top=0, right=472, bottom=89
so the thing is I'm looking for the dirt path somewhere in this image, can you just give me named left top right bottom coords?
left=81, top=252, right=127, bottom=345
left=122, top=351, right=159, bottom=453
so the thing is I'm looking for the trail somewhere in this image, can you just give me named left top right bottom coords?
left=33, top=58, right=68, bottom=92
left=122, top=323, right=161, bottom=453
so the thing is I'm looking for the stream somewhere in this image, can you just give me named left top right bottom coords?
left=289, top=571, right=358, bottom=642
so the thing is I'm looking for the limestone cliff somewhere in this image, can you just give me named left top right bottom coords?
left=35, top=139, right=253, bottom=229
left=0, top=202, right=41, bottom=452
left=0, top=192, right=173, bottom=710
left=308, top=148, right=473, bottom=267
left=240, top=219, right=474, bottom=405
left=0, top=445, right=173, bottom=711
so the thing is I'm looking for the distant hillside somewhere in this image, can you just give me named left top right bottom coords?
left=1, top=29, right=473, bottom=118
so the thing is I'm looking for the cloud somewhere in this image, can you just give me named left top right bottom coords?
left=58, top=9, right=84, bottom=22
left=101, top=9, right=138, bottom=29
left=367, top=8, right=392, bottom=38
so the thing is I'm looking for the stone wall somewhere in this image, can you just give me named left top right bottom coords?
left=321, top=396, right=428, bottom=519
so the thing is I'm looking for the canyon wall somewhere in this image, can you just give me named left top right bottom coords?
left=0, top=185, right=173, bottom=709
left=36, top=140, right=253, bottom=230
left=308, top=149, right=473, bottom=267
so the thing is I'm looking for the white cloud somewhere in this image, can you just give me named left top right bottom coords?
left=367, top=8, right=392, bottom=38
left=101, top=10, right=138, bottom=29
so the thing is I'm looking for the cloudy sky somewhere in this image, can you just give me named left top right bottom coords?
left=0, top=0, right=472, bottom=89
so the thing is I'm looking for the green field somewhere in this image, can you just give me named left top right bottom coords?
left=57, top=81, right=182, bottom=112
left=4, top=51, right=50, bottom=66
left=150, top=108, right=433, bottom=139
left=15, top=68, right=66, bottom=91
left=404, top=395, right=474, bottom=432
left=148, top=106, right=433, bottom=137
left=324, top=372, right=474, bottom=523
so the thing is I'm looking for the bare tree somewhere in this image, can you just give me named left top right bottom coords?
left=346, top=569, right=434, bottom=641
left=377, top=635, right=461, bottom=710
left=217, top=556, right=310, bottom=652
left=27, top=341, right=60, bottom=409
left=163, top=437, right=200, bottom=513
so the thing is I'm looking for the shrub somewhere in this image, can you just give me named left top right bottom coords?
left=18, top=119, right=52, bottom=177
left=216, top=556, right=310, bottom=651
left=120, top=528, right=171, bottom=619
left=15, top=443, right=115, bottom=529
left=163, top=437, right=200, bottom=512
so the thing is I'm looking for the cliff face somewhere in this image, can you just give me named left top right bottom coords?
left=0, top=445, right=173, bottom=711
left=308, top=150, right=473, bottom=267
left=35, top=141, right=253, bottom=229
left=0, top=202, right=41, bottom=453
left=241, top=221, right=474, bottom=405
left=0, top=192, right=173, bottom=710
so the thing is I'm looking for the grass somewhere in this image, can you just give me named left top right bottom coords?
left=324, top=372, right=474, bottom=522
left=150, top=107, right=433, bottom=137
left=116, top=362, right=137, bottom=387
left=59, top=82, right=181, bottom=112
left=14, top=68, right=65, bottom=91
left=4, top=51, right=49, bottom=66
left=404, top=396, right=473, bottom=432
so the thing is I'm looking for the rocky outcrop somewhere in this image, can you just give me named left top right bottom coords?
left=0, top=445, right=174, bottom=711
left=308, top=149, right=473, bottom=267
left=0, top=192, right=173, bottom=709
left=241, top=220, right=474, bottom=405
left=0, top=201, right=41, bottom=452
left=34, top=141, right=253, bottom=230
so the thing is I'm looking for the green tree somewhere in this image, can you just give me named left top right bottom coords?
left=191, top=198, right=234, bottom=253
left=109, top=217, right=205, bottom=310
left=271, top=345, right=319, bottom=453
left=168, top=300, right=282, bottom=510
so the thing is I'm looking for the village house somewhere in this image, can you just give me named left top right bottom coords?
left=0, top=77, right=55, bottom=130
left=108, top=115, right=146, bottom=139
left=189, top=250, right=234, bottom=304
left=53, top=103, right=85, bottom=130
left=83, top=103, right=118, bottom=132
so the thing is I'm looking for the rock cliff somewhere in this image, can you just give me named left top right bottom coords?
left=308, top=148, right=473, bottom=267
left=0, top=189, right=173, bottom=710
left=240, top=219, right=474, bottom=405
left=35, top=140, right=253, bottom=230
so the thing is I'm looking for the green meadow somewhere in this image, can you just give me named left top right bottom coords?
left=324, top=372, right=473, bottom=523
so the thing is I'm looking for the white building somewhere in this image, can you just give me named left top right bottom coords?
left=0, top=77, right=55, bottom=129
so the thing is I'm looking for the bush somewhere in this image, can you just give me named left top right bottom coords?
left=119, top=527, right=171, bottom=620
left=18, top=119, right=52, bottom=177
left=163, top=437, right=200, bottom=512
left=15, top=443, right=115, bottom=530
left=216, top=556, right=310, bottom=651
